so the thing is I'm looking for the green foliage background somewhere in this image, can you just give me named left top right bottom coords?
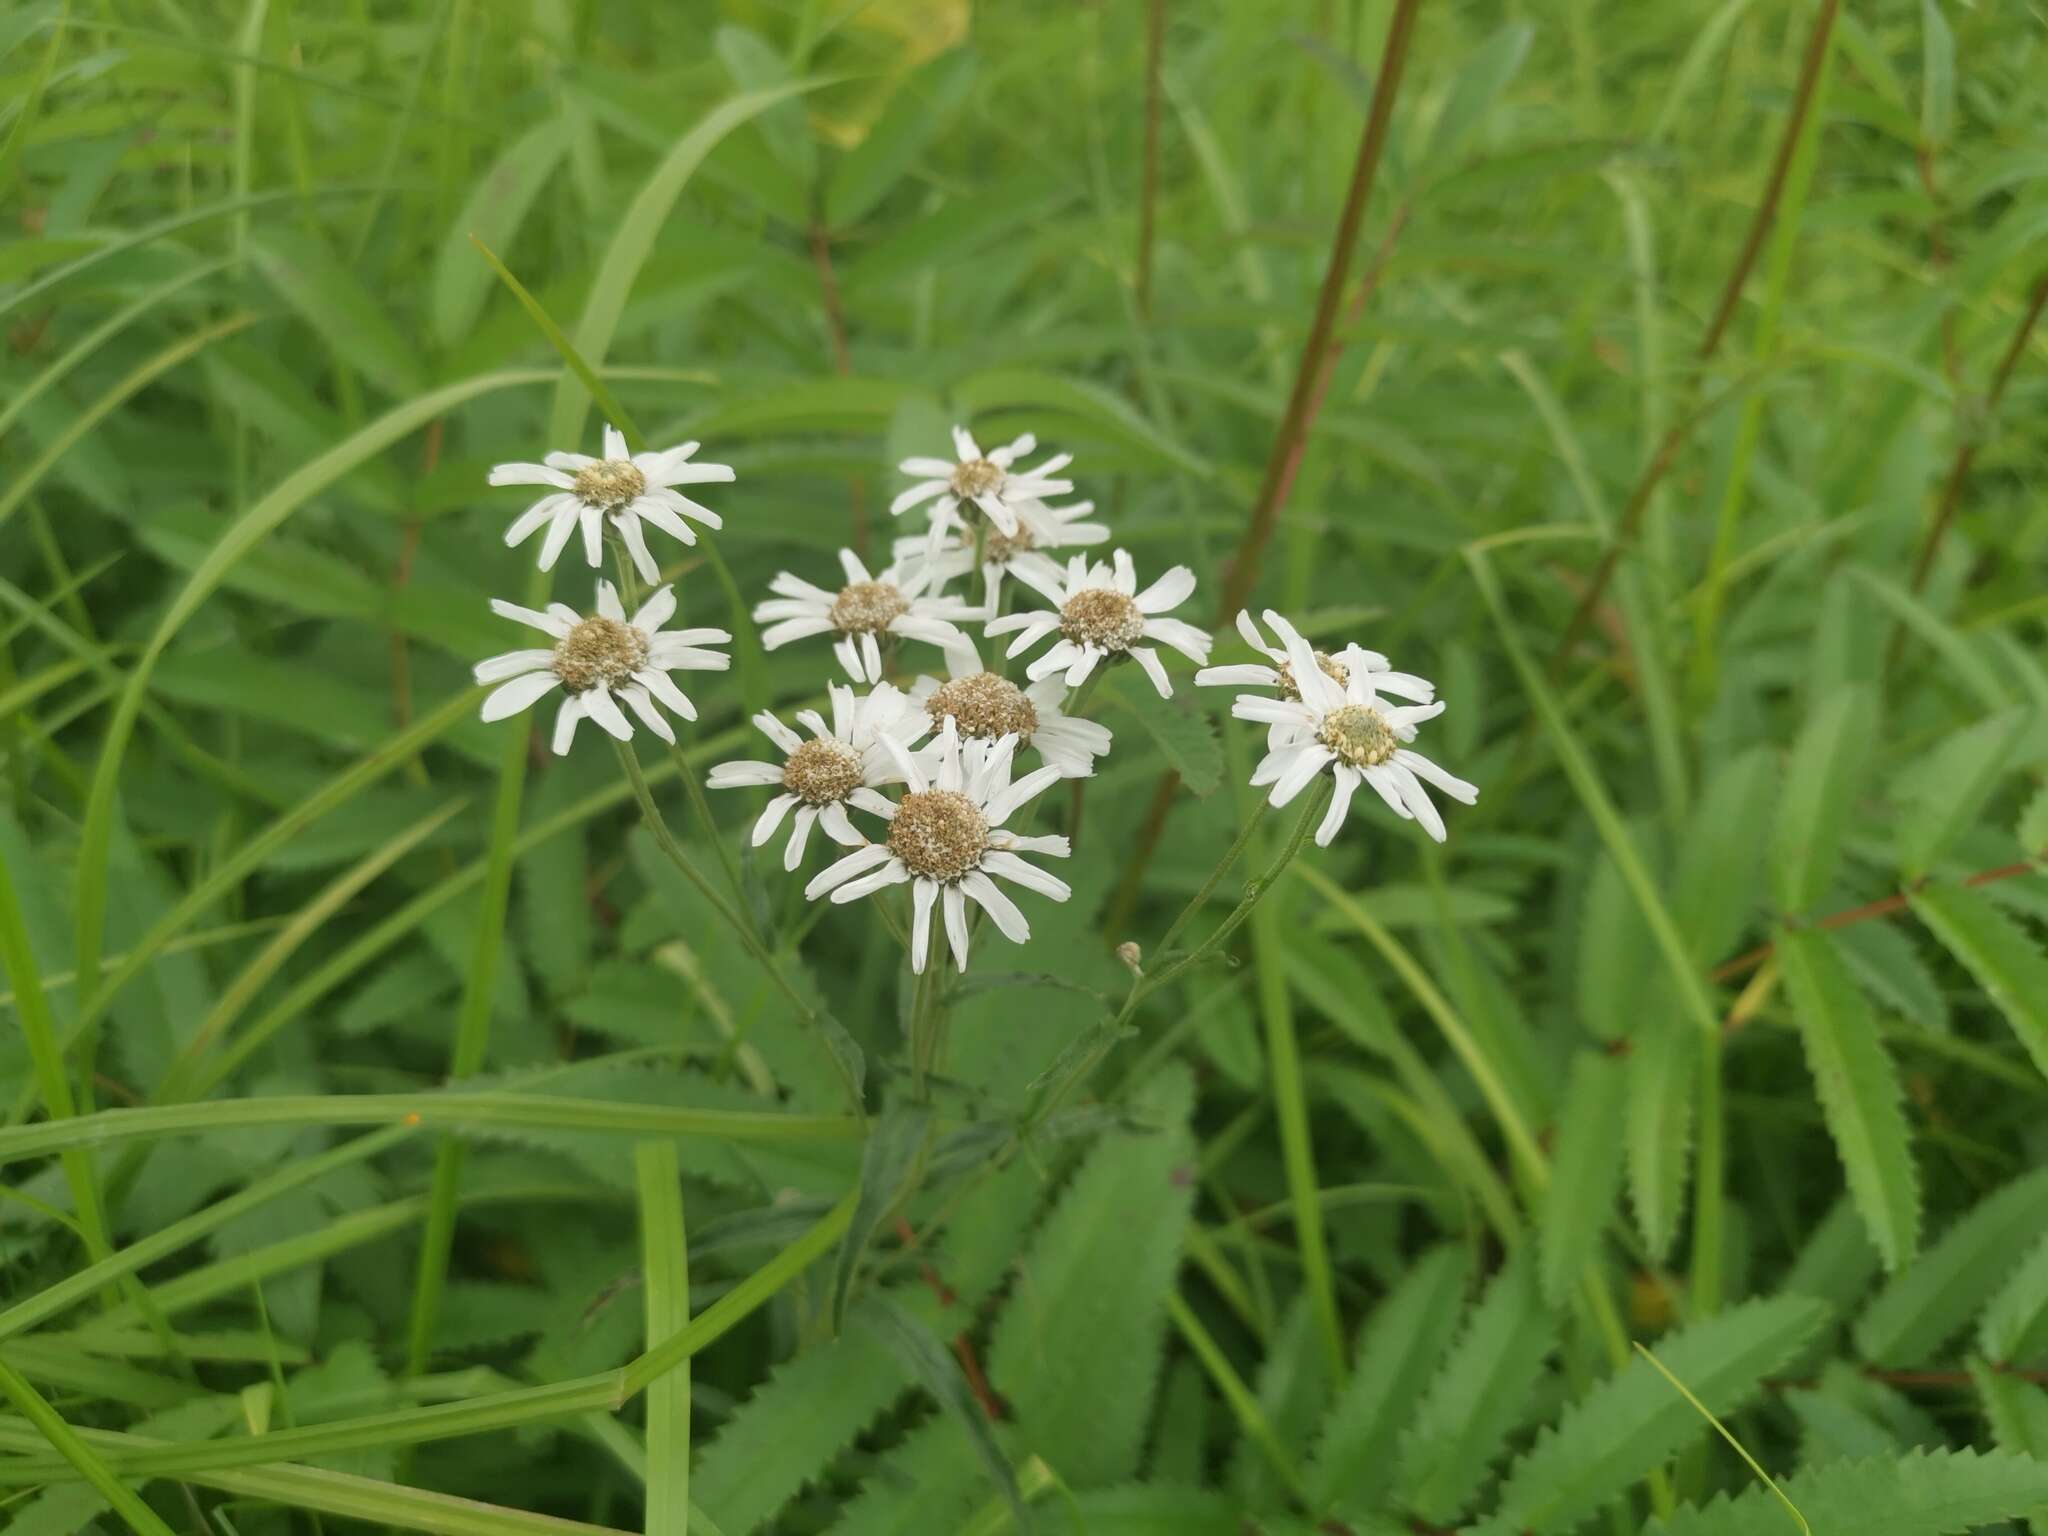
left=3, top=1, right=2048, bottom=1533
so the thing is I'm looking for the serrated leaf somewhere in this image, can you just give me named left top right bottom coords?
left=833, top=1103, right=931, bottom=1329
left=1425, top=22, right=1534, bottom=167
left=826, top=49, right=975, bottom=228
left=1837, top=921, right=1949, bottom=1033
left=1396, top=1251, right=1557, bottom=1523
left=1981, top=1232, right=2048, bottom=1364
left=1645, top=1448, right=2048, bottom=1536
left=1856, top=1168, right=2048, bottom=1365
left=1893, top=709, right=2029, bottom=877
left=1540, top=1049, right=1628, bottom=1305
left=1227, top=1295, right=1332, bottom=1508
left=1111, top=678, right=1222, bottom=796
left=1578, top=846, right=1652, bottom=1042
left=692, top=1313, right=907, bottom=1536
left=986, top=1063, right=1196, bottom=1487
left=1774, top=685, right=1879, bottom=913
left=251, top=230, right=426, bottom=398
left=1673, top=748, right=1776, bottom=963
left=1306, top=1244, right=1470, bottom=1512
left=1626, top=1006, right=1695, bottom=1262
left=1908, top=882, right=2048, bottom=1082
left=1777, top=927, right=1921, bottom=1270
left=1920, top=0, right=1955, bottom=148
left=1491, top=1295, right=1827, bottom=1533
left=1062, top=1484, right=1246, bottom=1534
left=859, top=1297, right=1028, bottom=1534
left=2019, top=784, right=2048, bottom=857
left=432, top=118, right=572, bottom=348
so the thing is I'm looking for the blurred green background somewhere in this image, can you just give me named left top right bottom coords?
left=4, top=1, right=2048, bottom=1533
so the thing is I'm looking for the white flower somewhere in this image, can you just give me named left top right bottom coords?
left=893, top=496, right=1111, bottom=614
left=705, top=683, right=932, bottom=871
left=490, top=424, right=733, bottom=583
left=909, top=639, right=1111, bottom=779
left=474, top=581, right=730, bottom=755
left=1230, top=624, right=1476, bottom=846
left=984, top=549, right=1211, bottom=697
left=753, top=548, right=979, bottom=684
left=1196, top=610, right=1436, bottom=703
left=890, top=426, right=1075, bottom=555
left=804, top=721, right=1071, bottom=974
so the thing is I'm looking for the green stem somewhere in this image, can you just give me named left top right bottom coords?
left=1145, top=799, right=1270, bottom=958
left=616, top=741, right=864, bottom=1117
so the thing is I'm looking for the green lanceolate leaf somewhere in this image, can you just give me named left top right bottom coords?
left=1908, top=881, right=2048, bottom=1082
left=1892, top=709, right=2029, bottom=878
left=1491, top=1295, right=1827, bottom=1532
left=1626, top=1006, right=1696, bottom=1262
left=831, top=1103, right=931, bottom=1330
left=1856, top=1169, right=2048, bottom=1365
left=1396, top=1251, right=1557, bottom=1524
left=1980, top=1231, right=2048, bottom=1364
left=1645, top=1447, right=2048, bottom=1536
left=1305, top=1244, right=1471, bottom=1513
left=1774, top=685, right=1878, bottom=914
left=1777, top=927, right=1921, bottom=1270
left=1540, top=1048, right=1629, bottom=1305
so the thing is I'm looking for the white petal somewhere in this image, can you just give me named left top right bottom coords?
left=752, top=794, right=798, bottom=846
left=783, top=806, right=817, bottom=871
left=890, top=479, right=950, bottom=516
left=1195, top=664, right=1281, bottom=689
left=961, top=871, right=1030, bottom=944
left=638, top=669, right=699, bottom=721
left=1393, top=748, right=1479, bottom=805
left=1268, top=745, right=1333, bottom=807
left=1134, top=564, right=1196, bottom=614
left=488, top=462, right=573, bottom=488
left=819, top=802, right=862, bottom=846
left=1387, top=762, right=1447, bottom=842
left=583, top=687, right=634, bottom=741
left=617, top=513, right=660, bottom=583
left=618, top=685, right=675, bottom=743
left=550, top=695, right=585, bottom=755
left=911, top=878, right=937, bottom=974
left=942, top=884, right=971, bottom=972
left=805, top=842, right=893, bottom=899
left=480, top=670, right=559, bottom=721
left=1317, top=766, right=1360, bottom=847
left=708, top=760, right=786, bottom=789
left=982, top=850, right=1070, bottom=901
left=595, top=580, right=625, bottom=621
left=603, top=424, right=629, bottom=460
left=579, top=504, right=605, bottom=568
left=1129, top=646, right=1172, bottom=697
left=633, top=585, right=678, bottom=632
left=474, top=648, right=556, bottom=684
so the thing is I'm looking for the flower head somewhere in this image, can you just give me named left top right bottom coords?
left=1196, top=610, right=1436, bottom=704
left=804, top=722, right=1071, bottom=974
left=491, top=425, right=734, bottom=583
left=895, top=495, right=1110, bottom=613
left=910, top=639, right=1111, bottom=778
left=1229, top=625, right=1475, bottom=846
left=475, top=581, right=730, bottom=755
left=890, top=426, right=1076, bottom=556
left=984, top=549, right=1211, bottom=697
left=706, top=683, right=931, bottom=870
left=753, top=548, right=978, bottom=684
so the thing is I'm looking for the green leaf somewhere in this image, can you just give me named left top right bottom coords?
left=1578, top=844, right=1652, bottom=1042
left=1777, top=928, right=1921, bottom=1270
left=691, top=1315, right=907, bottom=1535
left=1111, top=677, right=1222, bottom=795
left=1893, top=710, right=2029, bottom=878
left=1981, top=1231, right=2048, bottom=1364
left=2019, top=784, right=2048, bottom=857
left=1836, top=921, right=1948, bottom=1034
left=432, top=117, right=571, bottom=349
left=1626, top=1009, right=1696, bottom=1262
left=860, top=1298, right=1028, bottom=1534
left=986, top=1063, right=1196, bottom=1487
left=826, top=49, right=975, bottom=229
left=1645, top=1448, right=2048, bottom=1536
left=1305, top=1244, right=1470, bottom=1512
left=1396, top=1251, right=1557, bottom=1523
left=1673, top=748, right=1776, bottom=964
left=1856, top=1169, right=2048, bottom=1365
left=952, top=370, right=1210, bottom=476
left=636, top=1141, right=690, bottom=1536
left=1920, top=0, right=1955, bottom=148
left=1492, top=1296, right=1827, bottom=1533
left=1908, top=882, right=2048, bottom=1082
left=251, top=229, right=427, bottom=398
left=1540, top=1049, right=1628, bottom=1305
left=1426, top=23, right=1534, bottom=167
left=832, top=1104, right=930, bottom=1329
left=1774, top=685, right=1879, bottom=913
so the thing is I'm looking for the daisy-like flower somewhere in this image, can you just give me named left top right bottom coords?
left=890, top=426, right=1076, bottom=555
left=705, top=683, right=932, bottom=870
left=1231, top=625, right=1476, bottom=846
left=909, top=639, right=1111, bottom=778
left=475, top=581, right=730, bottom=755
left=1196, top=609, right=1437, bottom=704
left=490, top=425, right=733, bottom=583
left=893, top=496, right=1111, bottom=615
left=984, top=549, right=1212, bottom=697
left=753, top=548, right=979, bottom=684
left=804, top=721, right=1071, bottom=974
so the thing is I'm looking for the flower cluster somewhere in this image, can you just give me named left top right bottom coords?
left=471, top=422, right=1476, bottom=969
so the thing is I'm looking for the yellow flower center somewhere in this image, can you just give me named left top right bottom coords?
left=1317, top=704, right=1397, bottom=768
left=572, top=459, right=646, bottom=510
left=925, top=672, right=1038, bottom=743
left=1275, top=649, right=1351, bottom=701
left=949, top=458, right=1004, bottom=499
left=782, top=737, right=865, bottom=805
left=552, top=616, right=648, bottom=694
left=828, top=581, right=910, bottom=635
left=888, top=789, right=989, bottom=883
left=1059, top=587, right=1146, bottom=651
